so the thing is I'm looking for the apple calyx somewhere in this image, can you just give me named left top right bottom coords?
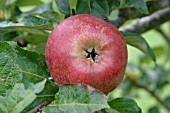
left=72, top=36, right=102, bottom=63
left=84, top=47, right=100, bottom=63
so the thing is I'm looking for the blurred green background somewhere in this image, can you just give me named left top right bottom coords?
left=109, top=22, right=170, bottom=113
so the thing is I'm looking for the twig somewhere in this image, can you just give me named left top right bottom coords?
left=119, top=7, right=170, bottom=33
left=27, top=102, right=49, bottom=113
left=125, top=73, right=170, bottom=112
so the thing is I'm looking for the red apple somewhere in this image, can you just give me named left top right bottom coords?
left=46, top=14, right=127, bottom=94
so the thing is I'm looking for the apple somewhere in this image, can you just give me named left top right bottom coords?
left=46, top=14, right=127, bottom=94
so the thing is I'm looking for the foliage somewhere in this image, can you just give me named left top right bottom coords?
left=0, top=0, right=169, bottom=113
left=0, top=79, right=46, bottom=113
left=43, top=85, right=110, bottom=113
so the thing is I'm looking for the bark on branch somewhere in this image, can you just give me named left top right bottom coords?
left=111, top=0, right=170, bottom=27
left=119, top=7, right=170, bottom=33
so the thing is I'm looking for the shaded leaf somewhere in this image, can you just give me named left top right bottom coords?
left=55, top=0, right=71, bottom=15
left=148, top=106, right=159, bottom=113
left=164, top=97, right=170, bottom=108
left=0, top=80, right=46, bottom=113
left=40, top=11, right=60, bottom=23
left=121, top=31, right=156, bottom=63
left=23, top=34, right=48, bottom=45
left=108, top=98, right=141, bottom=113
left=31, top=43, right=47, bottom=55
left=76, top=0, right=91, bottom=14
left=112, top=0, right=148, bottom=14
left=124, top=0, right=148, bottom=14
left=91, top=0, right=110, bottom=18
left=76, top=0, right=110, bottom=18
left=43, top=84, right=109, bottom=113
left=0, top=32, right=18, bottom=41
left=96, top=108, right=119, bottom=113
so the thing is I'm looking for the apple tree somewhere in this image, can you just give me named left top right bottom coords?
left=0, top=0, right=170, bottom=113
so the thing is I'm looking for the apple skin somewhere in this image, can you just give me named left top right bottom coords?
left=46, top=14, right=127, bottom=94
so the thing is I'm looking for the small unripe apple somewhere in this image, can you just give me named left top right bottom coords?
left=46, top=14, right=127, bottom=94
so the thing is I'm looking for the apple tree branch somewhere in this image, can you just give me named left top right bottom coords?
left=119, top=7, right=170, bottom=34
left=111, top=0, right=170, bottom=28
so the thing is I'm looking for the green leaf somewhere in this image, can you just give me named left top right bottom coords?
left=91, top=0, right=110, bottom=18
left=18, top=2, right=60, bottom=23
left=0, top=41, right=49, bottom=93
left=121, top=31, right=156, bottom=63
left=40, top=11, right=60, bottom=23
left=16, top=0, right=44, bottom=6
left=55, top=0, right=71, bottom=15
left=164, top=97, right=170, bottom=108
left=5, top=2, right=22, bottom=21
left=108, top=98, right=141, bottom=113
left=23, top=34, right=48, bottom=45
left=32, top=79, right=47, bottom=93
left=21, top=16, right=53, bottom=30
left=76, top=0, right=91, bottom=14
left=124, top=0, right=149, bottom=14
left=76, top=0, right=110, bottom=18
left=0, top=25, right=48, bottom=36
left=112, top=0, right=149, bottom=14
left=24, top=83, right=58, bottom=112
left=96, top=108, right=119, bottom=113
left=19, top=2, right=53, bottom=17
left=14, top=46, right=50, bottom=84
left=0, top=32, right=18, bottom=41
left=0, top=42, right=21, bottom=95
left=0, top=80, right=46, bottom=113
left=0, top=42, right=17, bottom=77
left=0, top=16, right=53, bottom=35
left=0, top=41, right=58, bottom=112
left=43, top=84, right=109, bottom=113
left=0, top=0, right=6, bottom=10
left=30, top=43, right=47, bottom=55
left=5, top=0, right=18, bottom=6
left=148, top=106, right=159, bottom=113
left=0, top=64, right=23, bottom=96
